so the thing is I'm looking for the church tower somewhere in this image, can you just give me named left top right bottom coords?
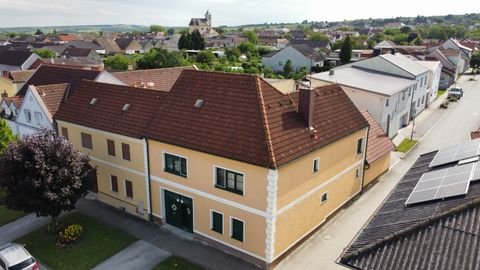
left=205, top=10, right=212, bottom=26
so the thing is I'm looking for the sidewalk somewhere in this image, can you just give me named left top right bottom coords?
left=76, top=199, right=260, bottom=270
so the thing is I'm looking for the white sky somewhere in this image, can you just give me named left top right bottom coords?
left=0, top=0, right=479, bottom=28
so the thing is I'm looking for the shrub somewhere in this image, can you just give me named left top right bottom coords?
left=47, top=222, right=65, bottom=234
left=56, top=224, right=84, bottom=248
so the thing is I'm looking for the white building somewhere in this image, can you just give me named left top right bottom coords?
left=262, top=41, right=330, bottom=72
left=415, top=60, right=442, bottom=106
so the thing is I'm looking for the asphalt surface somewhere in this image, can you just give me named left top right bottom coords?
left=276, top=74, right=480, bottom=270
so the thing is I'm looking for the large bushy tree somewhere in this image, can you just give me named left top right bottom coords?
left=33, top=49, right=56, bottom=59
left=104, top=54, right=130, bottom=71
left=0, top=129, right=93, bottom=222
left=191, top=30, right=205, bottom=50
left=136, top=48, right=185, bottom=69
left=0, top=119, right=16, bottom=152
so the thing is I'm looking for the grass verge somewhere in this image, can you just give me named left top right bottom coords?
left=0, top=188, right=27, bottom=226
left=153, top=256, right=204, bottom=270
left=396, top=139, right=418, bottom=153
left=16, top=212, right=136, bottom=270
left=437, top=89, right=446, bottom=97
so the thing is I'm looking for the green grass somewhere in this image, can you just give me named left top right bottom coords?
left=153, top=256, right=204, bottom=270
left=16, top=212, right=136, bottom=270
left=0, top=188, right=27, bottom=226
left=437, top=89, right=446, bottom=97
left=396, top=139, right=418, bottom=153
left=0, top=205, right=27, bottom=226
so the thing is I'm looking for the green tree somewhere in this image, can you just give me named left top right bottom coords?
left=0, top=119, right=16, bottom=153
left=191, top=30, right=205, bottom=50
left=167, top=28, right=175, bottom=35
left=309, top=32, right=329, bottom=41
left=413, top=36, right=423, bottom=46
left=196, top=50, right=216, bottom=65
left=215, top=28, right=225, bottom=36
left=0, top=129, right=93, bottom=223
left=178, top=32, right=193, bottom=50
left=150, top=24, right=166, bottom=33
left=242, top=30, right=259, bottom=44
left=225, top=47, right=241, bottom=61
left=136, top=48, right=185, bottom=69
left=400, top=26, right=412, bottom=34
left=283, top=59, right=293, bottom=74
left=34, top=29, right=44, bottom=35
left=471, top=53, right=480, bottom=69
left=340, top=35, right=352, bottom=64
left=104, top=54, right=131, bottom=71
left=32, top=49, right=56, bottom=58
left=238, top=42, right=257, bottom=54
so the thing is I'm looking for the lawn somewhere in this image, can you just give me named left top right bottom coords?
left=0, top=188, right=27, bottom=226
left=396, top=139, right=418, bottom=153
left=16, top=212, right=136, bottom=270
left=437, top=89, right=446, bottom=97
left=153, top=256, right=204, bottom=270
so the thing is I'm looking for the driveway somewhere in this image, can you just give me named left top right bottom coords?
left=276, top=74, right=480, bottom=270
left=92, top=240, right=171, bottom=270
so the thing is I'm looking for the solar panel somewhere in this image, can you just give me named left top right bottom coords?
left=405, top=163, right=474, bottom=205
left=472, top=164, right=480, bottom=182
left=430, top=140, right=480, bottom=167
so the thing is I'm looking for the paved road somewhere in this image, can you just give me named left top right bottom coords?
left=276, top=74, right=480, bottom=270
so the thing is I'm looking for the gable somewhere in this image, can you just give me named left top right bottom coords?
left=354, top=57, right=415, bottom=79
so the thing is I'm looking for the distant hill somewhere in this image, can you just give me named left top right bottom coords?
left=0, top=24, right=149, bottom=34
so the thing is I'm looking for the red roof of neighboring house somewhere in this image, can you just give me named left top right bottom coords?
left=17, top=64, right=101, bottom=96
left=112, top=67, right=192, bottom=91
left=144, top=70, right=368, bottom=169
left=361, top=111, right=395, bottom=164
left=35, top=83, right=69, bottom=115
left=8, top=70, right=35, bottom=83
left=3, top=96, right=24, bottom=108
left=54, top=80, right=168, bottom=139
left=57, top=34, right=78, bottom=42
left=471, top=131, right=480, bottom=140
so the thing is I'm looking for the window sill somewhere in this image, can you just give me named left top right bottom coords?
left=164, top=170, right=187, bottom=178
left=231, top=237, right=244, bottom=243
left=214, top=185, right=243, bottom=196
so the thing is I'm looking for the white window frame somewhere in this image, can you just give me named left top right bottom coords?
left=213, top=165, right=246, bottom=196
left=313, top=158, right=320, bottom=173
left=24, top=109, right=32, bottom=122
left=34, top=111, right=42, bottom=125
left=230, top=216, right=245, bottom=242
left=210, top=209, right=224, bottom=234
left=321, top=192, right=328, bottom=204
left=356, top=137, right=364, bottom=155
left=162, top=151, right=188, bottom=178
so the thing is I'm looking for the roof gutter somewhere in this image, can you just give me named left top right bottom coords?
left=143, top=136, right=153, bottom=222
left=361, top=125, right=370, bottom=194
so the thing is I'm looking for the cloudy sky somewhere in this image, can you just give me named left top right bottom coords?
left=0, top=0, right=479, bottom=27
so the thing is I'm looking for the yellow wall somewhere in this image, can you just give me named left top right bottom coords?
left=56, top=120, right=148, bottom=219
left=273, top=128, right=368, bottom=258
left=364, top=154, right=391, bottom=187
left=0, top=77, right=18, bottom=97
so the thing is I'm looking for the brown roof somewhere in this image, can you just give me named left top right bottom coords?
left=8, top=70, right=35, bottom=83
left=471, top=131, right=480, bottom=140
left=361, top=111, right=395, bottom=164
left=439, top=48, right=460, bottom=57
left=56, top=34, right=78, bottom=42
left=35, top=83, right=69, bottom=115
left=112, top=67, right=192, bottom=91
left=3, top=96, right=24, bottom=108
left=17, top=64, right=101, bottom=96
left=94, top=38, right=121, bottom=53
left=0, top=50, right=34, bottom=66
left=54, top=80, right=168, bottom=138
left=144, top=70, right=368, bottom=169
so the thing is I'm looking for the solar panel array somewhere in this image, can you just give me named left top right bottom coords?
left=405, top=163, right=475, bottom=205
left=472, top=164, right=480, bottom=182
left=429, top=140, right=480, bottom=167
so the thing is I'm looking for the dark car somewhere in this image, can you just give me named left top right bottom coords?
left=447, top=87, right=463, bottom=99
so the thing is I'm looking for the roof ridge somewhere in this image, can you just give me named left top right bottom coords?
left=254, top=76, right=277, bottom=169
left=341, top=197, right=480, bottom=263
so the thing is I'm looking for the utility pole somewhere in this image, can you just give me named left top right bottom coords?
left=409, top=84, right=416, bottom=141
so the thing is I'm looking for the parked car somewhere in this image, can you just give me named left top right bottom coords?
left=0, top=243, right=38, bottom=270
left=447, top=87, right=463, bottom=99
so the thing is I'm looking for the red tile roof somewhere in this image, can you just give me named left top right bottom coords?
left=361, top=111, right=395, bottom=164
left=35, top=83, right=69, bottom=115
left=112, top=67, right=192, bottom=92
left=3, top=96, right=24, bottom=108
left=8, top=70, right=35, bottom=83
left=56, top=34, right=78, bottom=42
left=54, top=80, right=168, bottom=138
left=145, top=70, right=368, bottom=168
left=17, top=64, right=101, bottom=96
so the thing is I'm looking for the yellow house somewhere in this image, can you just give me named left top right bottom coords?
left=54, top=80, right=167, bottom=220
left=0, top=70, right=34, bottom=97
left=143, top=70, right=370, bottom=268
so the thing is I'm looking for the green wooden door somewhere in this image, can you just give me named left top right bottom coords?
left=164, top=190, right=193, bottom=233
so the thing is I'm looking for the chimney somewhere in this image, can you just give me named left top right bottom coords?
left=298, top=86, right=315, bottom=129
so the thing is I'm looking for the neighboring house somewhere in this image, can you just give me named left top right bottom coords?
left=94, top=38, right=122, bottom=55
left=55, top=80, right=168, bottom=220
left=13, top=83, right=69, bottom=136
left=0, top=50, right=40, bottom=72
left=340, top=140, right=480, bottom=270
left=189, top=10, right=213, bottom=35
left=155, top=35, right=181, bottom=51
left=373, top=40, right=397, bottom=54
left=52, top=34, right=78, bottom=44
left=353, top=54, right=429, bottom=118
left=441, top=38, right=473, bottom=74
left=68, top=40, right=105, bottom=55
left=262, top=40, right=330, bottom=72
left=1, top=95, right=23, bottom=122
left=139, top=40, right=154, bottom=53
left=111, top=67, right=190, bottom=91
left=61, top=47, right=102, bottom=64
left=361, top=111, right=395, bottom=187
left=115, top=38, right=143, bottom=55
left=426, top=49, right=457, bottom=89
left=311, top=65, right=417, bottom=138
left=41, top=57, right=105, bottom=71
left=143, top=70, right=369, bottom=268
left=0, top=70, right=34, bottom=97
left=415, top=60, right=442, bottom=105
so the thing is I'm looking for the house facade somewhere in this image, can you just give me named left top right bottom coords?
left=0, top=50, right=40, bottom=72
left=415, top=60, right=442, bottom=106
left=0, top=70, right=34, bottom=97
left=262, top=45, right=326, bottom=72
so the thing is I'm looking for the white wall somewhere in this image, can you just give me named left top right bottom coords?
left=15, top=87, right=53, bottom=137
left=262, top=46, right=321, bottom=72
left=353, top=57, right=413, bottom=79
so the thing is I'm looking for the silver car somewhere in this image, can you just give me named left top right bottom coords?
left=0, top=243, right=38, bottom=270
